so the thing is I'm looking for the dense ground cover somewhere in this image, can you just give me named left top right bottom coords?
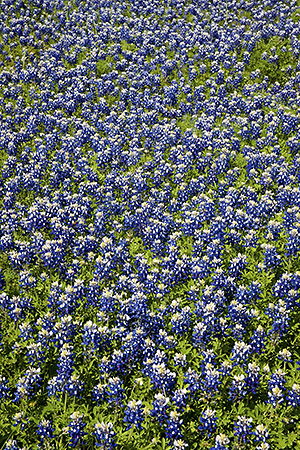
left=1, top=0, right=300, bottom=448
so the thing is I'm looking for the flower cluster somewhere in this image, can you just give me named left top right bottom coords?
left=0, top=0, right=300, bottom=448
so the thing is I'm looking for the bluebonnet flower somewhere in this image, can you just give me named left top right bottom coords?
left=268, top=385, right=285, bottom=408
left=150, top=393, right=170, bottom=426
left=0, top=269, right=6, bottom=290
left=233, top=416, right=253, bottom=444
left=67, top=412, right=86, bottom=448
left=82, top=321, right=111, bottom=357
left=255, top=443, right=270, bottom=450
left=121, top=327, right=146, bottom=365
left=36, top=419, right=55, bottom=447
left=157, top=329, right=177, bottom=350
left=172, top=439, right=188, bottom=450
left=51, top=315, right=79, bottom=347
left=97, top=288, right=116, bottom=314
left=198, top=409, right=217, bottom=438
left=201, top=364, right=221, bottom=397
left=0, top=375, right=10, bottom=399
left=266, top=301, right=290, bottom=338
left=108, top=349, right=125, bottom=375
left=278, top=349, right=292, bottom=363
left=14, top=367, right=42, bottom=402
left=191, top=256, right=211, bottom=280
left=273, top=273, right=294, bottom=299
left=123, top=400, right=144, bottom=430
left=7, top=295, right=33, bottom=323
left=94, top=422, right=117, bottom=449
left=170, top=307, right=192, bottom=335
left=285, top=228, right=300, bottom=257
left=220, top=360, right=233, bottom=377
left=287, top=384, right=300, bottom=407
left=106, top=377, right=125, bottom=407
left=19, top=270, right=37, bottom=291
left=261, top=243, right=281, bottom=269
left=282, top=207, right=298, bottom=230
left=267, top=369, right=286, bottom=408
left=18, top=322, right=34, bottom=342
left=171, top=388, right=189, bottom=412
left=228, top=254, right=247, bottom=278
left=82, top=320, right=101, bottom=357
left=65, top=374, right=84, bottom=399
left=57, top=343, right=75, bottom=379
left=250, top=325, right=266, bottom=355
left=46, top=281, right=64, bottom=312
left=98, top=353, right=113, bottom=378
left=246, top=363, right=260, bottom=395
left=174, top=353, right=187, bottom=368
left=229, top=373, right=247, bottom=402
left=248, top=281, right=262, bottom=301
left=26, top=342, right=44, bottom=365
left=210, top=434, right=230, bottom=450
left=254, top=424, right=269, bottom=444
left=93, top=382, right=107, bottom=404
left=3, top=441, right=19, bottom=450
left=230, top=341, right=251, bottom=367
left=165, top=410, right=183, bottom=443
left=192, top=322, right=210, bottom=348
left=169, top=300, right=182, bottom=316
left=13, top=412, right=29, bottom=431
left=183, top=368, right=201, bottom=397
left=141, top=337, right=156, bottom=361
left=150, top=362, right=176, bottom=392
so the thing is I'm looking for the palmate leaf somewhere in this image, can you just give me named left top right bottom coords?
left=277, top=434, right=288, bottom=449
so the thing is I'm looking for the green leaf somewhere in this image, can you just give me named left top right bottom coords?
left=278, top=435, right=287, bottom=449
left=288, top=432, right=296, bottom=445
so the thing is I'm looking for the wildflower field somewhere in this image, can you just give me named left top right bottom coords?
left=1, top=0, right=300, bottom=448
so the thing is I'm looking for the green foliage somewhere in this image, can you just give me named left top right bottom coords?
left=176, top=114, right=195, bottom=132
left=232, top=153, right=247, bottom=169
left=0, top=0, right=300, bottom=449
left=120, top=41, right=138, bottom=52
left=243, top=36, right=298, bottom=86
left=96, top=57, right=113, bottom=77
